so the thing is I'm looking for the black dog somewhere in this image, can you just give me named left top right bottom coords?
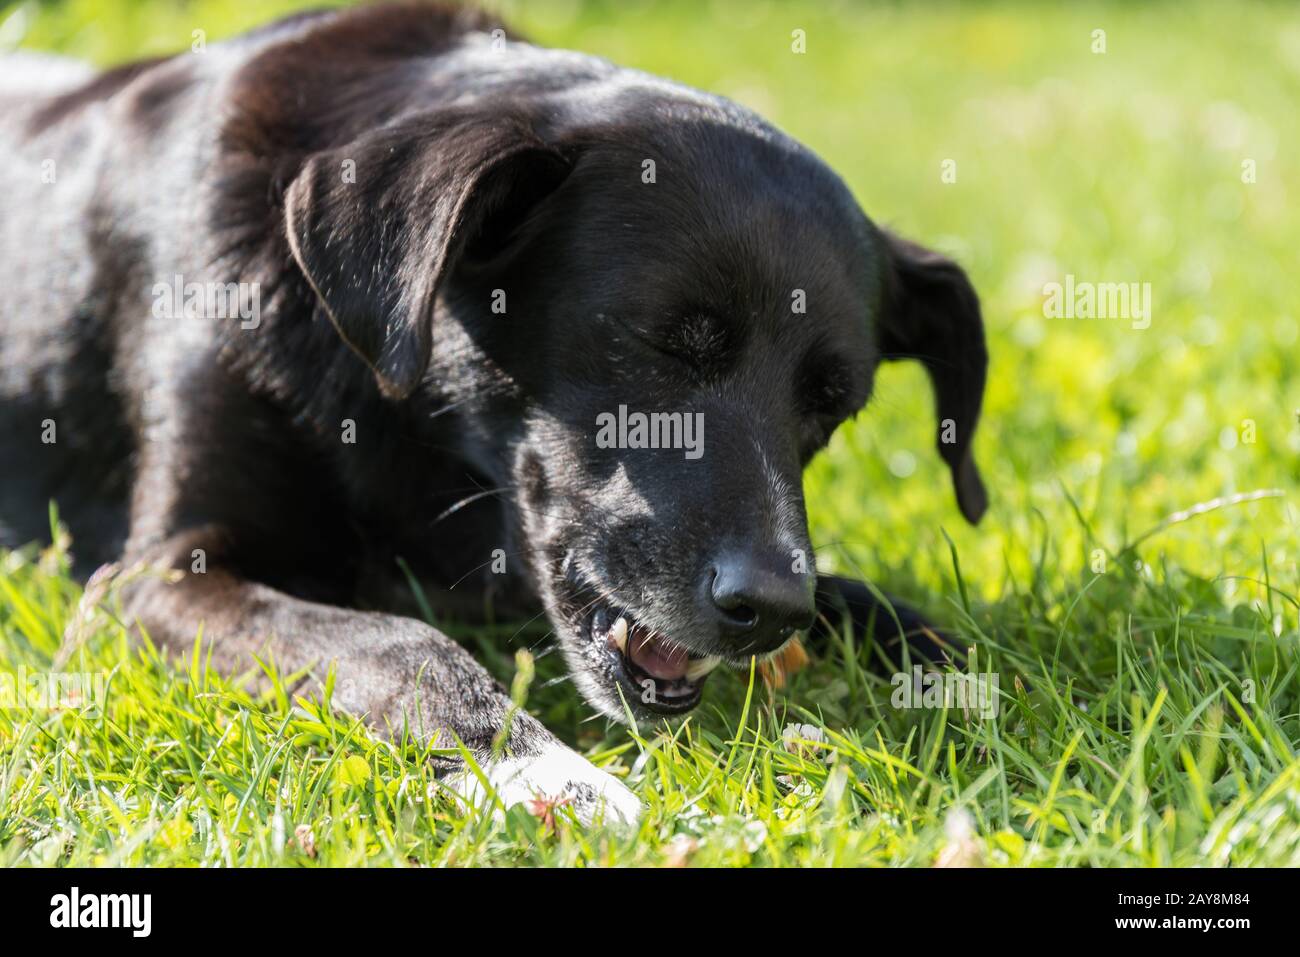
left=0, top=3, right=987, bottom=822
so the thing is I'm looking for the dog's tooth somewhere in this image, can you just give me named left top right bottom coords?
left=609, top=616, right=629, bottom=653
left=685, top=655, right=722, bottom=681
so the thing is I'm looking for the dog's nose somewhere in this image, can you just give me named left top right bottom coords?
left=707, top=554, right=815, bottom=654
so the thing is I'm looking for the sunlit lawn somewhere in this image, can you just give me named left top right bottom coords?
left=2, top=0, right=1298, bottom=866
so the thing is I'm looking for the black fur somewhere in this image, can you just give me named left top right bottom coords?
left=0, top=4, right=987, bottom=767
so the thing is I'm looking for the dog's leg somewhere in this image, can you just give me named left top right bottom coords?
left=120, top=535, right=641, bottom=826
left=812, top=574, right=961, bottom=666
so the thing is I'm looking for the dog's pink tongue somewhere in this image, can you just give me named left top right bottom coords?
left=628, top=630, right=689, bottom=681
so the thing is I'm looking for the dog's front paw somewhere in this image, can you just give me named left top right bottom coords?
left=447, top=743, right=642, bottom=827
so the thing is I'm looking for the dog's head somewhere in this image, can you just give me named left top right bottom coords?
left=284, top=85, right=987, bottom=721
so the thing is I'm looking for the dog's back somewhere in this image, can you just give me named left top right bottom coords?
left=0, top=38, right=285, bottom=570
left=0, top=7, right=477, bottom=571
left=0, top=52, right=134, bottom=568
left=0, top=50, right=93, bottom=105
left=0, top=6, right=621, bottom=574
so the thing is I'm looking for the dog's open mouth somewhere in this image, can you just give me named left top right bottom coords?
left=589, top=605, right=720, bottom=715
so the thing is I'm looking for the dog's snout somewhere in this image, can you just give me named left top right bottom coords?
left=707, top=554, right=815, bottom=654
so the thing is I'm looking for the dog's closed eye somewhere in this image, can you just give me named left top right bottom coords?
left=664, top=313, right=732, bottom=361
left=796, top=352, right=856, bottom=416
left=794, top=353, right=859, bottom=458
left=629, top=312, right=738, bottom=379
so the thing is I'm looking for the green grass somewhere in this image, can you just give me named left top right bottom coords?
left=3, top=0, right=1299, bottom=866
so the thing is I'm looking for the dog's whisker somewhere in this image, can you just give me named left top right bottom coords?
left=524, top=576, right=633, bottom=658
left=432, top=487, right=515, bottom=525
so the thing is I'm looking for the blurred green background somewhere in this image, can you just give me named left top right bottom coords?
left=4, top=0, right=1300, bottom=868
left=5, top=0, right=1298, bottom=623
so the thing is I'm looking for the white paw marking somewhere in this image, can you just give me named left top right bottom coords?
left=448, top=743, right=641, bottom=827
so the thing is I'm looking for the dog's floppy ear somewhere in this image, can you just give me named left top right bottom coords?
left=876, top=230, right=989, bottom=523
left=285, top=111, right=570, bottom=399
